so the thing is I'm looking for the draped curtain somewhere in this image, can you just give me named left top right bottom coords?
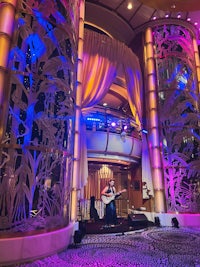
left=81, top=29, right=125, bottom=110
left=122, top=48, right=143, bottom=127
left=79, top=29, right=145, bottom=191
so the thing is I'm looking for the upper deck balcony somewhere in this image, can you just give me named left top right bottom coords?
left=84, top=107, right=142, bottom=165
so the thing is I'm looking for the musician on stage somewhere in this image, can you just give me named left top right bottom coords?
left=101, top=179, right=118, bottom=227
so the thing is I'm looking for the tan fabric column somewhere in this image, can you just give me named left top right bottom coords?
left=0, top=0, right=17, bottom=140
left=71, top=0, right=85, bottom=221
left=144, top=27, right=166, bottom=213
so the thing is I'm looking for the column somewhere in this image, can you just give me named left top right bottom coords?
left=71, top=0, right=85, bottom=221
left=144, top=27, right=166, bottom=213
left=193, top=37, right=200, bottom=94
left=0, top=0, right=17, bottom=140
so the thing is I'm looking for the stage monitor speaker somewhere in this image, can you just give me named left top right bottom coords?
left=74, top=230, right=82, bottom=244
left=128, top=214, right=148, bottom=228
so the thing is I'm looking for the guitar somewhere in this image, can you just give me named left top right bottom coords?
left=101, top=189, right=127, bottom=204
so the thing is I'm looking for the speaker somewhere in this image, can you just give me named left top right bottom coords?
left=128, top=214, right=148, bottom=228
left=171, top=217, right=179, bottom=228
left=74, top=230, right=82, bottom=244
left=155, top=216, right=161, bottom=227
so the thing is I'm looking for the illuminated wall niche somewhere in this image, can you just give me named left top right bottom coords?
left=153, top=24, right=200, bottom=213
left=0, top=0, right=79, bottom=232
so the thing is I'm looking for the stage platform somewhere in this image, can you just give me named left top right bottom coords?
left=79, top=215, right=154, bottom=235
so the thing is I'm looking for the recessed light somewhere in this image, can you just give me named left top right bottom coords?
left=127, top=0, right=133, bottom=10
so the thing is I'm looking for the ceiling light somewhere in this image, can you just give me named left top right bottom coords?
left=127, top=0, right=133, bottom=10
left=98, top=165, right=113, bottom=179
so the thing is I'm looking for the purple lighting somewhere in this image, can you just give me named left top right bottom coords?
left=111, top=122, right=116, bottom=127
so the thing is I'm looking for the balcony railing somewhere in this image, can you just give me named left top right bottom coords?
left=86, top=130, right=142, bottom=164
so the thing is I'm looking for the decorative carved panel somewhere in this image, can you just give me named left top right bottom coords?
left=154, top=24, right=200, bottom=213
left=0, top=0, right=79, bottom=232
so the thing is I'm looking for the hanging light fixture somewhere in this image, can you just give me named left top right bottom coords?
left=171, top=3, right=176, bottom=9
left=98, top=164, right=113, bottom=179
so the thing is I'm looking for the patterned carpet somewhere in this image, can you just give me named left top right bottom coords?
left=18, top=227, right=200, bottom=267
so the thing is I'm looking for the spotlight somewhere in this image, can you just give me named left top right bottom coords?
left=142, top=129, right=148, bottom=134
left=171, top=217, right=179, bottom=228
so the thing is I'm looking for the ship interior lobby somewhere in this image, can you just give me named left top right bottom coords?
left=0, top=0, right=200, bottom=265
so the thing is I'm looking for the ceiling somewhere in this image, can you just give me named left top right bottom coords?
left=85, top=0, right=200, bottom=46
left=139, top=0, right=200, bottom=12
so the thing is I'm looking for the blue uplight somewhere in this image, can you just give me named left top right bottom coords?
left=86, top=117, right=101, bottom=122
left=27, top=34, right=45, bottom=63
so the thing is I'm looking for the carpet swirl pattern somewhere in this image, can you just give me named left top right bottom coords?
left=18, top=227, right=200, bottom=267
